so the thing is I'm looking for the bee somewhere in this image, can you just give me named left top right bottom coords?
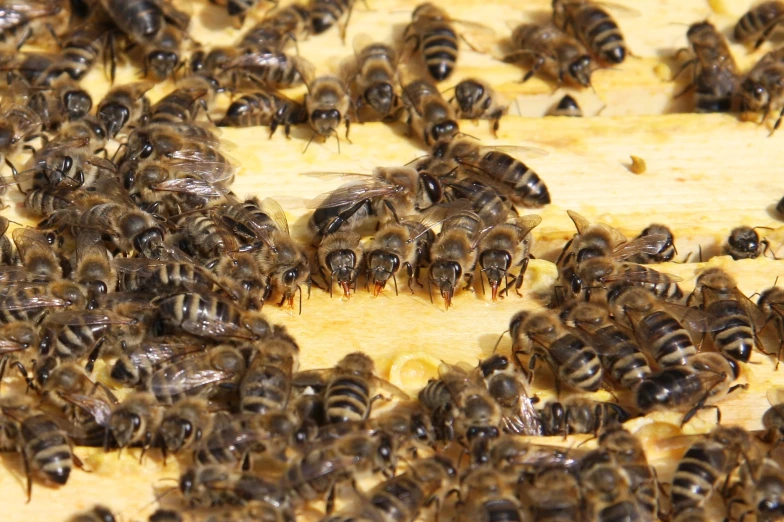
left=147, top=78, right=217, bottom=126
left=435, top=361, right=502, bottom=443
left=308, top=0, right=353, bottom=37
left=670, top=426, right=753, bottom=519
left=57, top=116, right=108, bottom=153
left=364, top=220, right=433, bottom=296
left=477, top=354, right=542, bottom=436
left=428, top=210, right=481, bottom=310
left=154, top=397, right=212, bottom=457
left=449, top=78, right=508, bottom=136
left=348, top=36, right=403, bottom=122
left=238, top=6, right=307, bottom=51
left=174, top=213, right=239, bottom=265
left=67, top=505, right=117, bottom=522
left=0, top=217, right=17, bottom=265
left=555, top=210, right=670, bottom=300
left=306, top=166, right=443, bottom=238
left=218, top=90, right=307, bottom=138
left=476, top=215, right=541, bottom=301
left=369, top=402, right=436, bottom=453
left=634, top=352, right=744, bottom=424
left=404, top=3, right=460, bottom=82
left=144, top=344, right=246, bottom=405
left=148, top=502, right=294, bottom=522
left=509, top=309, right=604, bottom=393
left=724, top=226, right=772, bottom=260
left=0, top=100, right=43, bottom=176
left=240, top=335, right=299, bottom=414
left=725, top=456, right=784, bottom=522
left=552, top=0, right=629, bottom=64
left=222, top=0, right=274, bottom=26
left=213, top=253, right=269, bottom=311
left=628, top=224, right=676, bottom=264
left=283, top=431, right=397, bottom=511
left=0, top=281, right=87, bottom=324
left=598, top=425, right=660, bottom=519
left=402, top=78, right=459, bottom=147
left=538, top=398, right=630, bottom=437
left=580, top=449, right=646, bottom=522
left=734, top=1, right=784, bottom=49
left=431, top=138, right=550, bottom=208
left=608, top=285, right=706, bottom=368
left=442, top=178, right=514, bottom=230
left=72, top=230, right=115, bottom=303
left=72, top=391, right=162, bottom=452
left=98, top=0, right=190, bottom=48
left=566, top=301, right=651, bottom=389
left=758, top=286, right=784, bottom=368
left=221, top=51, right=313, bottom=90
left=456, top=466, right=526, bottom=522
left=26, top=78, right=92, bottom=132
left=115, top=256, right=218, bottom=296
left=0, top=0, right=67, bottom=48
left=418, top=374, right=457, bottom=442
left=740, top=53, right=784, bottom=134
left=521, top=464, right=583, bottom=522
left=548, top=94, right=583, bottom=117
left=294, top=352, right=408, bottom=424
left=573, top=257, right=684, bottom=303
left=0, top=402, right=82, bottom=500
left=317, top=230, right=363, bottom=298
left=96, top=81, right=153, bottom=139
left=303, top=75, right=352, bottom=151
left=11, top=227, right=62, bottom=282
left=38, top=18, right=112, bottom=85
left=688, top=267, right=767, bottom=363
left=179, top=464, right=289, bottom=508
left=0, top=321, right=38, bottom=381
left=20, top=139, right=117, bottom=190
left=155, top=291, right=272, bottom=342
left=143, top=24, right=185, bottom=81
left=504, top=23, right=594, bottom=88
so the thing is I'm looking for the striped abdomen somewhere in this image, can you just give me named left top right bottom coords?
left=547, top=334, right=603, bottom=392
left=671, top=444, right=726, bottom=515
left=477, top=151, right=550, bottom=208
left=46, top=323, right=105, bottom=359
left=419, top=22, right=458, bottom=81
left=707, top=301, right=755, bottom=363
left=734, top=2, right=784, bottom=45
left=309, top=0, right=352, bottom=34
left=594, top=325, right=651, bottom=388
left=636, top=310, right=697, bottom=367
left=325, top=374, right=371, bottom=423
left=573, top=5, right=626, bottom=64
left=21, top=415, right=72, bottom=486
left=240, top=357, right=291, bottom=414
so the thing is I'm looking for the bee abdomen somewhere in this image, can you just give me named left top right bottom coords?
left=422, top=25, right=458, bottom=80
left=326, top=377, right=370, bottom=422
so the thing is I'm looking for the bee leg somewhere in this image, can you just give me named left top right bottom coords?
left=4, top=159, right=23, bottom=195
left=344, top=116, right=352, bottom=143
left=768, top=106, right=784, bottom=137
left=84, top=337, right=106, bottom=374
left=22, top=450, right=32, bottom=503
left=463, top=273, right=474, bottom=292
left=325, top=484, right=337, bottom=514
left=755, top=22, right=781, bottom=49
left=15, top=26, right=32, bottom=51
left=515, top=257, right=530, bottom=297
left=522, top=57, right=546, bottom=83
left=670, top=57, right=696, bottom=82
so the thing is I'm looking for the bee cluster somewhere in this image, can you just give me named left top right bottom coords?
left=0, top=0, right=780, bottom=521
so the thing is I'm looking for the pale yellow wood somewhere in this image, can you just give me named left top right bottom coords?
left=1, top=0, right=784, bottom=520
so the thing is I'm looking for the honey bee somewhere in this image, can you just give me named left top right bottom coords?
left=25, top=78, right=92, bottom=132
left=72, top=391, right=162, bottom=452
left=98, top=0, right=191, bottom=48
left=283, top=431, right=397, bottom=511
left=240, top=335, right=299, bottom=414
left=566, top=301, right=651, bottom=389
left=428, top=210, right=481, bottom=309
left=404, top=3, right=461, bottom=82
left=0, top=281, right=87, bottom=324
left=608, top=285, right=707, bottom=368
left=309, top=0, right=354, bottom=37
left=148, top=503, right=293, bottom=522
left=0, top=99, right=43, bottom=176
left=670, top=426, right=754, bottom=519
left=347, top=36, right=402, bottom=122
left=402, top=78, right=459, bottom=147
left=449, top=78, right=508, bottom=136
left=213, top=253, right=269, bottom=311
left=218, top=90, right=307, bottom=138
left=0, top=217, right=17, bottom=265
left=57, top=116, right=108, bottom=153
left=174, top=213, right=239, bottom=265
left=364, top=220, right=433, bottom=296
left=317, top=230, right=363, bottom=298
left=0, top=401, right=82, bottom=500
left=179, top=464, right=289, bottom=508
left=33, top=17, right=111, bottom=85
left=628, top=224, right=676, bottom=264
left=725, top=456, right=784, bottom=522
left=520, top=464, right=583, bottom=522
left=67, top=505, right=117, bottom=522
left=222, top=0, right=274, bottom=26
left=147, top=78, right=217, bottom=126
left=689, top=267, right=767, bottom=363
left=20, top=139, right=117, bottom=190
left=96, top=81, right=153, bottom=139
left=477, top=354, right=542, bottom=436
left=505, top=23, right=594, bottom=88
left=0, top=321, right=38, bottom=380
left=303, top=75, right=352, bottom=151
left=740, top=53, right=784, bottom=135
left=431, top=138, right=550, bottom=208
left=548, top=94, right=583, bottom=117
left=476, top=214, right=541, bottom=301
left=221, top=51, right=313, bottom=90
left=142, top=24, right=186, bottom=81
left=294, top=352, right=408, bottom=424
left=238, top=5, right=309, bottom=51
left=734, top=1, right=784, bottom=49
left=573, top=257, right=684, bottom=303
left=435, top=361, right=502, bottom=443
left=144, top=344, right=246, bottom=405
left=580, top=449, right=646, bottom=522
left=552, top=0, right=629, bottom=64
left=510, top=308, right=604, bottom=393
left=115, top=258, right=217, bottom=296
left=442, top=178, right=514, bottom=230
left=418, top=374, right=457, bottom=442
left=758, top=286, right=784, bottom=368
left=0, top=0, right=67, bottom=48
left=457, top=466, right=526, bottom=522
left=157, top=397, right=213, bottom=456
left=11, top=227, right=62, bottom=282
left=598, top=424, right=660, bottom=519
left=724, top=226, right=772, bottom=260
left=155, top=291, right=272, bottom=342
left=538, top=398, right=630, bottom=437
left=634, top=352, right=744, bottom=425
left=72, top=230, right=114, bottom=303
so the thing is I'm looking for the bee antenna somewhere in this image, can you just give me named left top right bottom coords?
left=493, top=329, right=509, bottom=353
left=303, top=132, right=317, bottom=154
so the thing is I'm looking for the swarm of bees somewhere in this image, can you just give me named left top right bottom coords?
left=0, top=0, right=780, bottom=521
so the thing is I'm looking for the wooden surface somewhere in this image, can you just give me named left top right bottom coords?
left=2, top=0, right=784, bottom=520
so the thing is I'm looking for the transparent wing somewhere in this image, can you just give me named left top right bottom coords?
left=371, top=376, right=411, bottom=401
left=566, top=209, right=591, bottom=236
left=657, top=302, right=720, bottom=333
left=601, top=264, right=683, bottom=285
left=5, top=106, right=42, bottom=142
left=11, top=227, right=51, bottom=258
left=44, top=309, right=137, bottom=327
left=259, top=198, right=290, bottom=235
left=153, top=178, right=228, bottom=197
left=514, top=214, right=543, bottom=237
left=75, top=229, right=107, bottom=265
left=0, top=292, right=67, bottom=311
left=301, top=171, right=377, bottom=182
left=611, top=234, right=670, bottom=261
left=60, top=394, right=113, bottom=428
left=306, top=180, right=400, bottom=210
left=480, top=144, right=549, bottom=159
left=0, top=266, right=31, bottom=283
left=151, top=367, right=234, bottom=397
left=181, top=317, right=252, bottom=340
left=500, top=377, right=543, bottom=437
left=732, top=287, right=768, bottom=331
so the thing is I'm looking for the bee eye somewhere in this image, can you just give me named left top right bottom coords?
left=182, top=422, right=193, bottom=438
left=420, top=173, right=442, bottom=204
left=131, top=415, right=141, bottom=429
left=283, top=269, right=298, bottom=285
left=141, top=142, right=154, bottom=159
left=571, top=276, right=582, bottom=294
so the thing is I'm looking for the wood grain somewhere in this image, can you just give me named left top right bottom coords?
left=2, top=0, right=784, bottom=520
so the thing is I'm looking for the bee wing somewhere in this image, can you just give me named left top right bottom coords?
left=59, top=393, right=113, bottom=428
left=481, top=144, right=549, bottom=159
left=294, top=55, right=317, bottom=87
left=170, top=161, right=238, bottom=185
left=179, top=317, right=251, bottom=340
left=130, top=341, right=204, bottom=369
left=153, top=178, right=228, bottom=198
left=732, top=287, right=768, bottom=331
left=75, top=229, right=107, bottom=264
left=0, top=291, right=66, bottom=311
left=151, top=367, right=234, bottom=397
left=0, top=339, right=27, bottom=353
left=371, top=376, right=411, bottom=401
left=566, top=210, right=591, bottom=236
left=286, top=454, right=359, bottom=484
left=611, top=234, right=670, bottom=261
left=655, top=302, right=719, bottom=333
left=0, top=1, right=60, bottom=28
left=291, top=369, right=330, bottom=389
left=305, top=180, right=399, bottom=210
left=5, top=106, right=42, bottom=141
left=301, top=171, right=377, bottom=182
left=259, top=198, right=290, bottom=236
left=501, top=380, right=543, bottom=437
left=155, top=0, right=191, bottom=30
left=11, top=227, right=51, bottom=258
left=0, top=266, right=31, bottom=283
left=602, top=264, right=683, bottom=285
left=85, top=155, right=118, bottom=174
left=352, top=33, right=375, bottom=56
left=44, top=309, right=136, bottom=327
left=514, top=215, right=543, bottom=237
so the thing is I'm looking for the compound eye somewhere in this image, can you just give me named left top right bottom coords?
left=283, top=269, right=298, bottom=285
left=420, top=172, right=442, bottom=203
